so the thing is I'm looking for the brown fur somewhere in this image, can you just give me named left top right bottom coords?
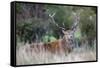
left=30, top=38, right=73, bottom=55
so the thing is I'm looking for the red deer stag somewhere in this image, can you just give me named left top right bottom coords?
left=30, top=12, right=80, bottom=55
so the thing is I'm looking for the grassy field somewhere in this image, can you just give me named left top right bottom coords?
left=16, top=42, right=96, bottom=65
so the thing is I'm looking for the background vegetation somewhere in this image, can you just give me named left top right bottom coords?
left=16, top=3, right=97, bottom=47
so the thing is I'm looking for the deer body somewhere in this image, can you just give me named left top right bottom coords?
left=30, top=30, right=74, bottom=55
left=44, top=40, right=72, bottom=55
left=43, top=30, right=74, bottom=54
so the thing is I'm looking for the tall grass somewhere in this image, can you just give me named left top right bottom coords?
left=16, top=42, right=96, bottom=65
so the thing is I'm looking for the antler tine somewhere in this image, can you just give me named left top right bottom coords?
left=63, top=22, right=64, bottom=26
left=49, top=12, right=66, bottom=30
left=62, top=21, right=66, bottom=28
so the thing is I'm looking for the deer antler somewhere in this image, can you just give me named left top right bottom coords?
left=49, top=12, right=65, bottom=30
left=71, top=12, right=80, bottom=31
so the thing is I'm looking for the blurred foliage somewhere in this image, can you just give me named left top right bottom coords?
left=42, top=35, right=57, bottom=43
left=79, top=7, right=96, bottom=46
left=16, top=3, right=97, bottom=47
left=74, top=30, right=81, bottom=39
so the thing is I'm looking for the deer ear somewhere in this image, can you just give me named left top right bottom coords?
left=71, top=28, right=76, bottom=34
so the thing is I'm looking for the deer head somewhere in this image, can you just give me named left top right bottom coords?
left=48, top=11, right=80, bottom=48
left=62, top=29, right=74, bottom=41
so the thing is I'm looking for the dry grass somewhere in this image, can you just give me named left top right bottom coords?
left=16, top=42, right=96, bottom=65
